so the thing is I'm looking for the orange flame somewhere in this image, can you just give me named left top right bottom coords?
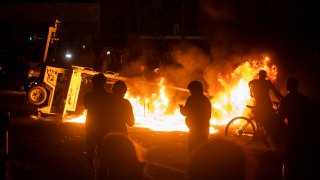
left=64, top=56, right=279, bottom=134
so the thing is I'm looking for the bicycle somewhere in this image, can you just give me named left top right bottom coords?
left=224, top=102, right=280, bottom=147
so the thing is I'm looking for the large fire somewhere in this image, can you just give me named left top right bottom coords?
left=65, top=56, right=279, bottom=134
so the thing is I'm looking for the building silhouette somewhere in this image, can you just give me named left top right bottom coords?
left=0, top=0, right=207, bottom=72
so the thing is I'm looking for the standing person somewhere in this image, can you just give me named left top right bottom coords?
left=96, top=80, right=135, bottom=179
left=108, top=80, right=135, bottom=135
left=278, top=77, right=316, bottom=180
left=248, top=70, right=283, bottom=147
left=179, top=80, right=212, bottom=156
left=83, top=73, right=111, bottom=179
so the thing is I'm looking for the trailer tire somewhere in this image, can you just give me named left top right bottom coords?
left=27, top=85, right=48, bottom=106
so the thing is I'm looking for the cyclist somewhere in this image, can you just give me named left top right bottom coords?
left=248, top=70, right=283, bottom=147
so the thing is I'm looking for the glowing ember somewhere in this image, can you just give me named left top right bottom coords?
left=65, top=111, right=87, bottom=123
left=64, top=56, right=279, bottom=134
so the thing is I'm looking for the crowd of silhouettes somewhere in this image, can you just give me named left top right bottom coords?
left=81, top=71, right=319, bottom=180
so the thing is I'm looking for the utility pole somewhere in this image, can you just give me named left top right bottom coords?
left=43, top=19, right=61, bottom=63
left=180, top=0, right=186, bottom=40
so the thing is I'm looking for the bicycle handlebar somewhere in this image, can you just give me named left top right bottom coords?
left=246, top=101, right=280, bottom=110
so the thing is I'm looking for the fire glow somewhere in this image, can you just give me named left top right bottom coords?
left=65, top=56, right=278, bottom=133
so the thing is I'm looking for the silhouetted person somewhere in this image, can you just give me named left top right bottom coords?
left=187, top=137, right=254, bottom=180
left=180, top=80, right=212, bottom=156
left=0, top=112, right=9, bottom=180
left=109, top=80, right=135, bottom=135
left=0, top=112, right=9, bottom=154
left=97, top=133, right=152, bottom=180
left=0, top=148, right=9, bottom=180
left=83, top=73, right=111, bottom=179
left=278, top=77, right=316, bottom=180
left=248, top=70, right=283, bottom=147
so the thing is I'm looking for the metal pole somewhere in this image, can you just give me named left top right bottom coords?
left=43, top=27, right=54, bottom=63
left=43, top=19, right=60, bottom=63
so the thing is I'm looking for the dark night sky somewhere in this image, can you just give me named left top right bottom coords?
left=199, top=0, right=319, bottom=55
left=1, top=0, right=319, bottom=57
left=1, top=0, right=319, bottom=100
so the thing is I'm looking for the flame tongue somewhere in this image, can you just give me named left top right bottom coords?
left=64, top=56, right=278, bottom=134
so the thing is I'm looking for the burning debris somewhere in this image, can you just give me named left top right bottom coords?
left=65, top=54, right=281, bottom=134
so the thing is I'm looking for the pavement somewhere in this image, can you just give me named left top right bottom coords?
left=5, top=122, right=284, bottom=180
left=0, top=90, right=285, bottom=180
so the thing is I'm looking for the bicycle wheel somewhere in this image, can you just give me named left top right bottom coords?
left=225, top=116, right=256, bottom=145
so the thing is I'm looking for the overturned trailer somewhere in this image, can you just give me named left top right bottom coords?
left=27, top=65, right=127, bottom=118
left=23, top=19, right=128, bottom=118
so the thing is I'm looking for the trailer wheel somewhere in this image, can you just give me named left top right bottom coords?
left=27, top=85, right=48, bottom=106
